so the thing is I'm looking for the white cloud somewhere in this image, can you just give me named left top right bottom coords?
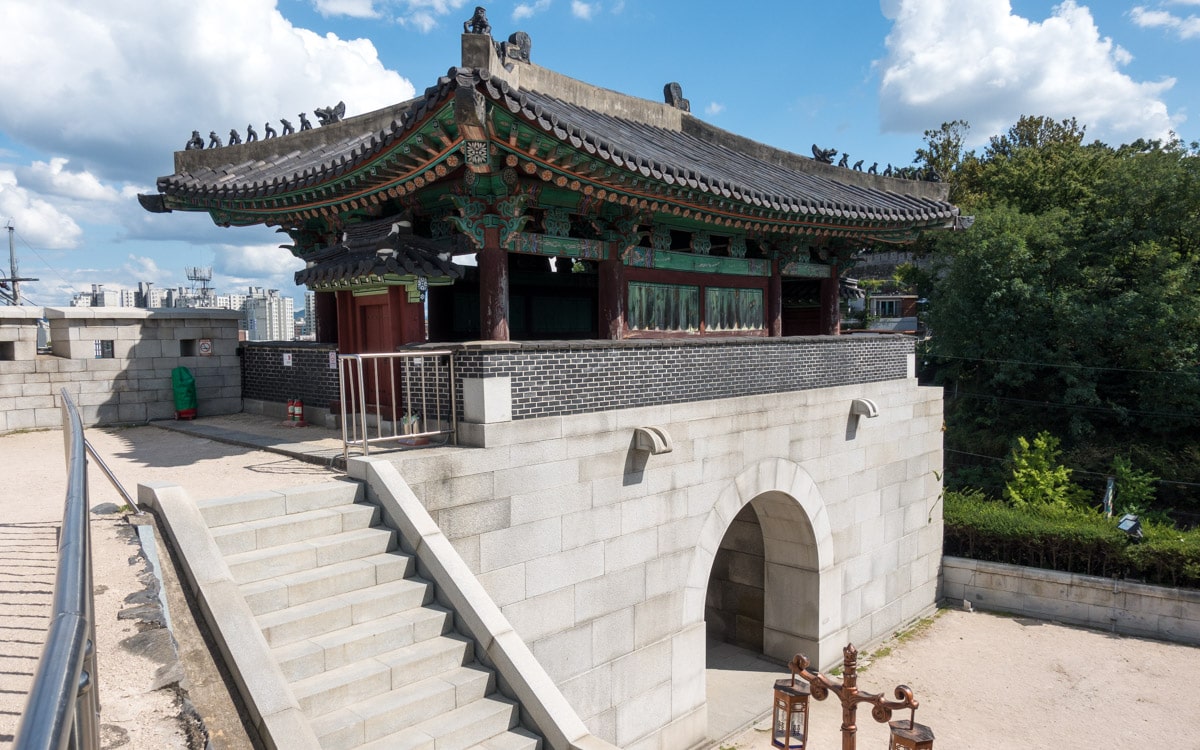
left=211, top=242, right=305, bottom=290
left=705, top=102, right=726, bottom=116
left=395, top=0, right=470, bottom=30
left=514, top=0, right=551, bottom=20
left=0, top=0, right=416, bottom=184
left=0, top=170, right=83, bottom=250
left=572, top=1, right=596, bottom=20
left=313, top=0, right=380, bottom=18
left=878, top=0, right=1182, bottom=145
left=18, top=158, right=121, bottom=202
left=1131, top=5, right=1200, bottom=38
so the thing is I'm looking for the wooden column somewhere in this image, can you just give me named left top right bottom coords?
left=820, top=264, right=841, bottom=336
left=336, top=290, right=358, bottom=353
left=598, top=253, right=626, bottom=340
left=479, top=226, right=510, bottom=341
left=768, top=259, right=782, bottom=337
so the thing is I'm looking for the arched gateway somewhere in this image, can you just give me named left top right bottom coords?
left=686, top=458, right=839, bottom=665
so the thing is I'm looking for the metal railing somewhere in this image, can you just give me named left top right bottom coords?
left=15, top=389, right=101, bottom=750
left=339, top=350, right=456, bottom=461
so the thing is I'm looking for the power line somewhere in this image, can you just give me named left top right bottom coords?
left=925, top=353, right=1196, bottom=376
left=949, top=391, right=1200, bottom=421
left=15, top=230, right=75, bottom=288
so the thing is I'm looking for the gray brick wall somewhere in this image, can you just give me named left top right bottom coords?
left=449, top=335, right=913, bottom=420
left=240, top=342, right=341, bottom=408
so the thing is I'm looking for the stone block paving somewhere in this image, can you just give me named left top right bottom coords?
left=0, top=521, right=56, bottom=747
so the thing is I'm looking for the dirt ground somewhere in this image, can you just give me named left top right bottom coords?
left=725, top=607, right=1200, bottom=750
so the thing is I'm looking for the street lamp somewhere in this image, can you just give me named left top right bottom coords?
left=787, top=643, right=935, bottom=750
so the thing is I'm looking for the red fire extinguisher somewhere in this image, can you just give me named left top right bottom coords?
left=293, top=398, right=304, bottom=423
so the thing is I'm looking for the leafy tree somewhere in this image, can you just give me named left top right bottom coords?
left=1110, top=455, right=1157, bottom=516
left=1004, top=432, right=1088, bottom=510
left=918, top=116, right=1200, bottom=510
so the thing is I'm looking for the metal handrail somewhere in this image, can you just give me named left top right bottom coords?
left=339, top=350, right=457, bottom=461
left=15, top=389, right=101, bottom=750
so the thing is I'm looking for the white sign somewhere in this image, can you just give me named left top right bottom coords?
left=198, top=339, right=213, bottom=356
left=283, top=353, right=293, bottom=367
left=329, top=351, right=337, bottom=370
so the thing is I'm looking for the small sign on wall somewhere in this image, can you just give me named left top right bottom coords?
left=283, top=353, right=293, bottom=367
left=198, top=339, right=213, bottom=356
left=329, top=351, right=337, bottom=370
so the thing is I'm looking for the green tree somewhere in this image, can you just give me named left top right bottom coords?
left=919, top=116, right=1200, bottom=509
left=1110, top=455, right=1157, bottom=515
left=1005, top=432, right=1088, bottom=510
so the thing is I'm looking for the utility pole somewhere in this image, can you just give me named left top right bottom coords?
left=2, top=221, right=39, bottom=306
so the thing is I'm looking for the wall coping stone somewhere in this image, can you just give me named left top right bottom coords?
left=43, top=307, right=244, bottom=321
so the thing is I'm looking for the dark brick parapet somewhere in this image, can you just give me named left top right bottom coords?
left=440, top=334, right=913, bottom=421
left=240, top=342, right=341, bottom=408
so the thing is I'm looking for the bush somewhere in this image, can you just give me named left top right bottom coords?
left=943, top=489, right=1200, bottom=588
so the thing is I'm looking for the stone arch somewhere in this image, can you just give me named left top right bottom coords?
left=685, top=457, right=841, bottom=665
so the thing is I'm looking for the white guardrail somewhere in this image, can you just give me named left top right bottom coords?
left=338, top=351, right=456, bottom=461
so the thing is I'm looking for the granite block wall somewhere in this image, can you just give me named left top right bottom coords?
left=942, top=556, right=1200, bottom=645
left=0, top=307, right=242, bottom=432
left=367, top=368, right=944, bottom=750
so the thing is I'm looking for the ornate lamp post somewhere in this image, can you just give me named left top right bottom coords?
left=787, top=643, right=934, bottom=750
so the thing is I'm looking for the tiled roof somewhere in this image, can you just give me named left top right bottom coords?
left=150, top=67, right=956, bottom=227
left=483, top=79, right=955, bottom=224
left=294, top=217, right=462, bottom=287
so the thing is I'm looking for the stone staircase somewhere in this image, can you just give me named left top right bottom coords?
left=195, top=480, right=541, bottom=750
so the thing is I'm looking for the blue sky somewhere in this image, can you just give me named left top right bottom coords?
left=0, top=0, right=1196, bottom=308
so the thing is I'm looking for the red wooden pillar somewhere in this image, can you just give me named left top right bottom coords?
left=598, top=252, right=626, bottom=340
left=479, top=226, right=510, bottom=341
left=336, top=290, right=358, bottom=353
left=768, top=259, right=782, bottom=337
left=819, top=264, right=841, bottom=336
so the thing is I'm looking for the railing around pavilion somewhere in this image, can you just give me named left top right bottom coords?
left=15, top=390, right=102, bottom=750
left=339, top=351, right=457, bottom=461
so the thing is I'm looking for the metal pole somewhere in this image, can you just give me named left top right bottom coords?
left=7, top=222, right=19, bottom=306
left=83, top=439, right=142, bottom=515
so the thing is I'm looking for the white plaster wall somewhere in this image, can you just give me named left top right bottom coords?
left=378, top=377, right=943, bottom=750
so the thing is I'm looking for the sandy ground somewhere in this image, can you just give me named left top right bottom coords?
left=0, top=424, right=338, bottom=749
left=723, top=608, right=1200, bottom=750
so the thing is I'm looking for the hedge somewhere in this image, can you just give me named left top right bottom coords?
left=943, top=490, right=1200, bottom=589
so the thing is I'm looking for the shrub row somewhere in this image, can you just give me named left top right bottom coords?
left=943, top=490, right=1200, bottom=589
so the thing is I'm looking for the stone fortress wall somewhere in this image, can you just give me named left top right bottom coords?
left=0, top=306, right=242, bottom=432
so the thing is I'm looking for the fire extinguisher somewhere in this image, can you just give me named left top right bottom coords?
left=293, top=398, right=304, bottom=423
left=287, top=398, right=296, bottom=421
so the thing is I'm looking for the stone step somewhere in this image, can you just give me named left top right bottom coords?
left=197, top=480, right=363, bottom=527
left=213, top=503, right=380, bottom=556
left=478, top=727, right=543, bottom=750
left=356, top=695, right=522, bottom=750
left=311, top=665, right=496, bottom=750
left=225, top=526, right=396, bottom=585
left=241, top=551, right=415, bottom=616
left=256, top=577, right=433, bottom=648
left=274, top=605, right=455, bottom=682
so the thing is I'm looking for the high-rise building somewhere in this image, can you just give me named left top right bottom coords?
left=243, top=287, right=294, bottom=341
left=302, top=291, right=316, bottom=336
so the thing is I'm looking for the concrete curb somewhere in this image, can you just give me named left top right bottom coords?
left=138, top=481, right=322, bottom=750
left=349, top=456, right=620, bottom=750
